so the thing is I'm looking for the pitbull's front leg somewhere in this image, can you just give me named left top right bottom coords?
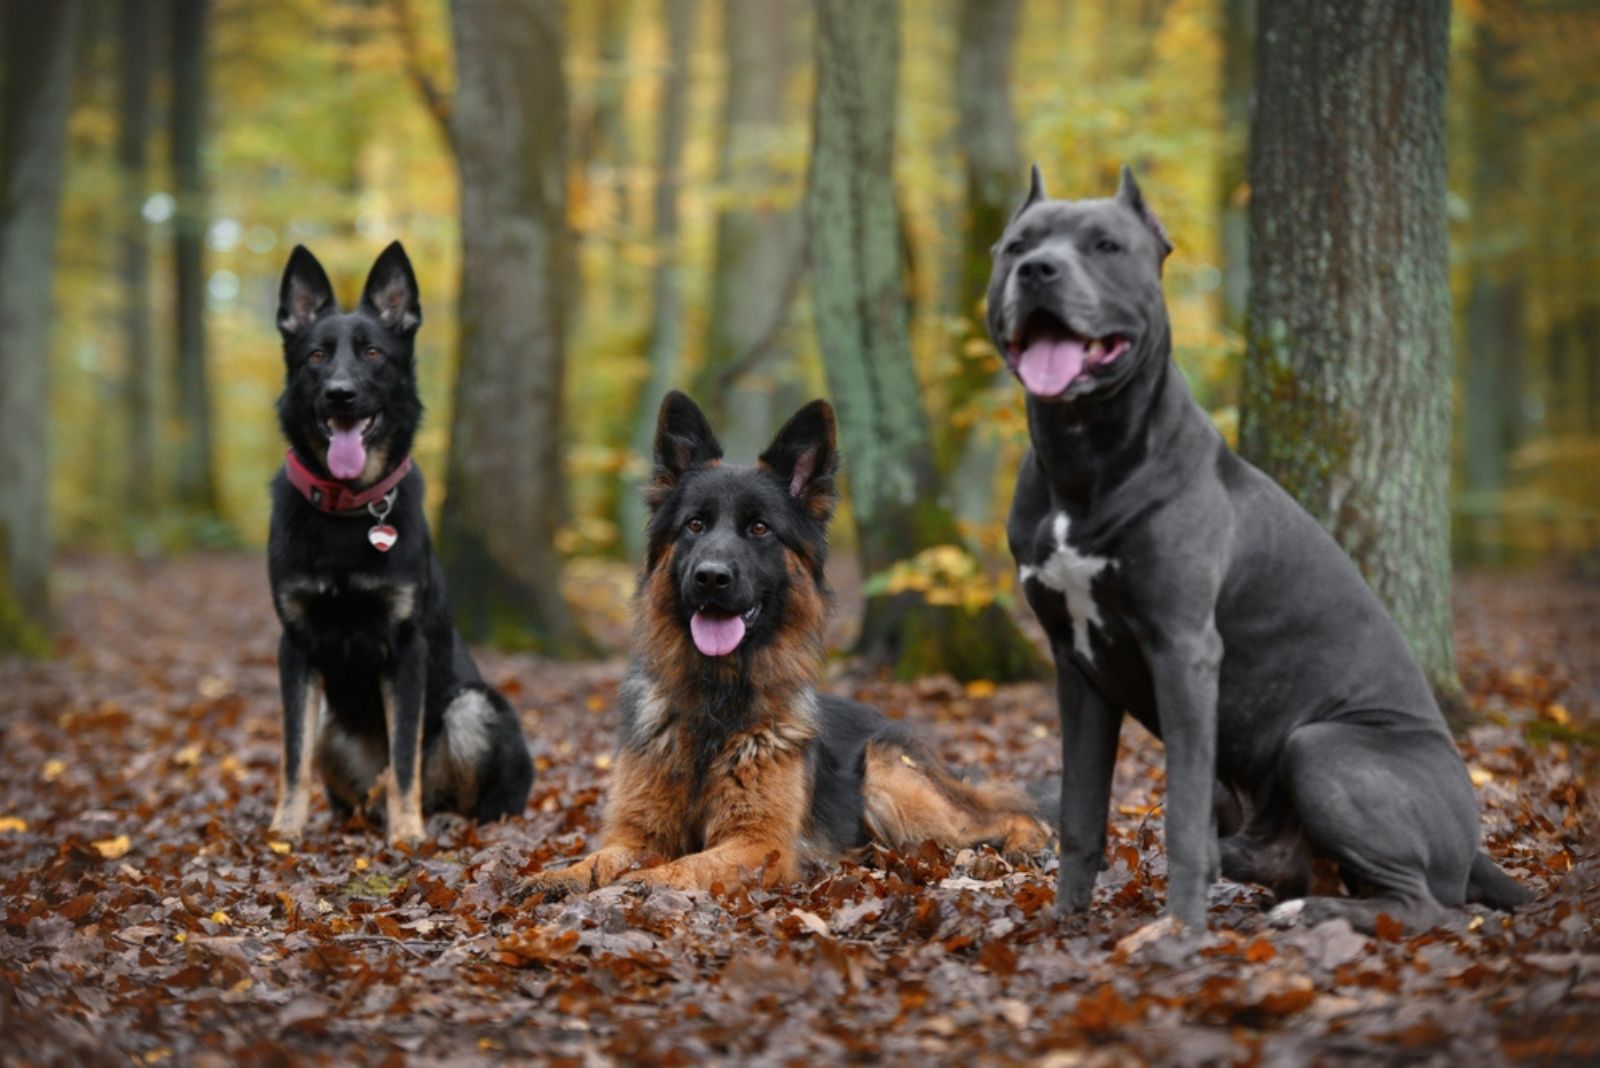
left=1054, top=655, right=1121, bottom=915
left=1143, top=624, right=1223, bottom=928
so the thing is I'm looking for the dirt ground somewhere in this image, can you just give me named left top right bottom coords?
left=1, top=554, right=1596, bottom=1066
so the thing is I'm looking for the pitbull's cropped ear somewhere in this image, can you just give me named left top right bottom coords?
left=650, top=391, right=723, bottom=504
left=360, top=241, right=422, bottom=336
left=1117, top=165, right=1174, bottom=265
left=1008, top=162, right=1047, bottom=225
left=277, top=245, right=336, bottom=339
left=759, top=399, right=838, bottom=520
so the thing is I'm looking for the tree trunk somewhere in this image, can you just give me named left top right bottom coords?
left=169, top=0, right=219, bottom=517
left=1217, top=0, right=1254, bottom=334
left=581, top=0, right=634, bottom=313
left=618, top=0, right=697, bottom=561
left=947, top=0, right=1022, bottom=521
left=807, top=0, right=1039, bottom=682
left=1461, top=8, right=1526, bottom=515
left=0, top=1, right=80, bottom=652
left=119, top=0, right=157, bottom=518
left=1240, top=0, right=1462, bottom=722
left=691, top=0, right=806, bottom=462
left=440, top=0, right=591, bottom=655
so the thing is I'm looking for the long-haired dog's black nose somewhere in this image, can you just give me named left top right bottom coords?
left=693, top=561, right=733, bottom=592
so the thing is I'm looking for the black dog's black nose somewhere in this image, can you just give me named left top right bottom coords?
left=1016, top=253, right=1062, bottom=288
left=693, top=562, right=733, bottom=592
left=323, top=381, right=356, bottom=407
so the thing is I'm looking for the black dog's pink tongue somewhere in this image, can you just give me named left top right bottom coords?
left=327, top=422, right=367, bottom=479
left=690, top=610, right=745, bottom=657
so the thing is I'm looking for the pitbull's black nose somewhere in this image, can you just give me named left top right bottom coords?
left=1016, top=253, right=1062, bottom=289
left=693, top=561, right=733, bottom=592
left=323, top=381, right=357, bottom=407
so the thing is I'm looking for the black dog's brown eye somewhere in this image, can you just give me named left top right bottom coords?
left=749, top=520, right=770, bottom=537
left=363, top=346, right=382, bottom=362
left=686, top=517, right=705, bottom=534
left=308, top=349, right=327, bottom=365
left=1094, top=238, right=1122, bottom=254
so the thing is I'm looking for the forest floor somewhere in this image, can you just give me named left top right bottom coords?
left=1, top=554, right=1597, bottom=1066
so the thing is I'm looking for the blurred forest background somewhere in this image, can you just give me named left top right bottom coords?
left=1, top=0, right=1597, bottom=682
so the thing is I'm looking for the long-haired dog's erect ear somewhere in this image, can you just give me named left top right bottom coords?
left=758, top=399, right=838, bottom=521
left=359, top=240, right=422, bottom=336
left=277, top=245, right=336, bottom=340
left=649, top=391, right=724, bottom=508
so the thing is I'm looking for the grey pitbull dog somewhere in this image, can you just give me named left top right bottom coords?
left=990, top=166, right=1530, bottom=932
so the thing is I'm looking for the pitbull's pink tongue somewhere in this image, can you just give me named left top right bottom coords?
left=1017, top=338, right=1086, bottom=397
left=326, top=424, right=367, bottom=480
left=690, top=611, right=746, bottom=657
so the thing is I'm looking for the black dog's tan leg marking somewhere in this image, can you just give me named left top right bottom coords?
left=861, top=742, right=1051, bottom=856
left=381, top=630, right=428, bottom=845
left=629, top=731, right=809, bottom=890
left=269, top=633, right=321, bottom=840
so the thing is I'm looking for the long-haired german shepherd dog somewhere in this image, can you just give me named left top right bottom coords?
left=531, top=392, right=1049, bottom=894
left=266, top=241, right=533, bottom=846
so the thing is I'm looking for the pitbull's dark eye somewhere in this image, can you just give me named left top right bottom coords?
left=748, top=520, right=770, bottom=538
left=308, top=349, right=327, bottom=365
left=685, top=516, right=705, bottom=534
left=1002, top=239, right=1027, bottom=257
left=363, top=346, right=383, bottom=362
left=1093, top=237, right=1123, bottom=255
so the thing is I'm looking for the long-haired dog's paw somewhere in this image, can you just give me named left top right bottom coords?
left=513, top=876, right=579, bottom=906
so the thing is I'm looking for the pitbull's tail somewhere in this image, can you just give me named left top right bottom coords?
left=1467, top=850, right=1533, bottom=911
left=1026, top=776, right=1061, bottom=822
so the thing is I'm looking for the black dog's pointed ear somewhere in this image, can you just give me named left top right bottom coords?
left=360, top=240, right=422, bottom=336
left=651, top=391, right=723, bottom=502
left=1116, top=165, right=1174, bottom=264
left=277, top=245, right=336, bottom=339
left=759, top=399, right=838, bottom=520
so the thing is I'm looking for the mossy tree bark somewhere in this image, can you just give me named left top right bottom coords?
left=807, top=0, right=1040, bottom=682
left=119, top=0, right=158, bottom=519
left=1240, top=0, right=1463, bottom=724
left=619, top=0, right=696, bottom=561
left=691, top=0, right=806, bottom=462
left=440, top=0, right=592, bottom=656
left=0, top=1, right=80, bottom=653
left=170, top=0, right=220, bottom=519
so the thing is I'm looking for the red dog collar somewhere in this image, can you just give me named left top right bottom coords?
left=284, top=449, right=413, bottom=514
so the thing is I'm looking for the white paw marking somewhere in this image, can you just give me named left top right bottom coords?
left=1267, top=899, right=1307, bottom=928
left=1018, top=513, right=1111, bottom=661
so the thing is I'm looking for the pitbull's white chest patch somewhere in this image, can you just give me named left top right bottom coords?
left=1019, top=513, right=1112, bottom=661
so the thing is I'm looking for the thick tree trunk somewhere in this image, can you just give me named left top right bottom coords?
left=947, top=0, right=1022, bottom=521
left=618, top=0, right=696, bottom=561
left=807, top=0, right=1039, bottom=682
left=1240, top=0, right=1462, bottom=722
left=119, top=0, right=157, bottom=517
left=691, top=0, right=806, bottom=462
left=0, top=1, right=80, bottom=651
left=1217, top=0, right=1254, bottom=334
left=1461, top=10, right=1525, bottom=510
left=582, top=0, right=634, bottom=312
left=169, top=0, right=218, bottom=517
left=440, top=0, right=591, bottom=655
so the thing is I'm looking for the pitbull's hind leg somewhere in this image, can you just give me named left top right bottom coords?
left=1274, top=718, right=1479, bottom=934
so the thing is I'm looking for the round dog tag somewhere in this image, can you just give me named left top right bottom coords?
left=368, top=524, right=398, bottom=552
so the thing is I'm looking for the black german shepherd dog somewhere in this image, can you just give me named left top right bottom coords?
left=530, top=393, right=1048, bottom=895
left=267, top=241, right=532, bottom=846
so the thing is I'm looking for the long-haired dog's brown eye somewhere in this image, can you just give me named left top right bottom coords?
left=749, top=520, right=770, bottom=537
left=686, top=517, right=705, bottom=534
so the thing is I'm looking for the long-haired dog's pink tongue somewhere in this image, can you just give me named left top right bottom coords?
left=690, top=611, right=746, bottom=657
left=1017, top=338, right=1086, bottom=396
left=327, top=425, right=367, bottom=480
